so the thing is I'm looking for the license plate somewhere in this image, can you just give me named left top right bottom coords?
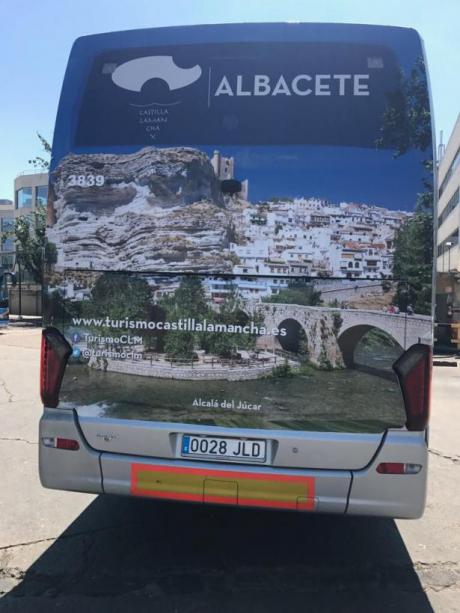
left=181, top=435, right=266, bottom=463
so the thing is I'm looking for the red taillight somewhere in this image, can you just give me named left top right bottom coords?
left=393, top=344, right=432, bottom=431
left=40, top=327, right=72, bottom=408
left=42, top=437, right=80, bottom=451
left=376, top=462, right=422, bottom=475
left=56, top=437, right=80, bottom=451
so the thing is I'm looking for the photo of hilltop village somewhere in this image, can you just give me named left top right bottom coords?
left=45, top=141, right=432, bottom=429
left=214, top=149, right=414, bottom=284
left=45, top=140, right=432, bottom=386
left=46, top=143, right=433, bottom=368
left=48, top=145, right=411, bottom=286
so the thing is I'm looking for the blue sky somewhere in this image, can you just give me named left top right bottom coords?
left=1, top=0, right=459, bottom=201
left=200, top=146, right=428, bottom=209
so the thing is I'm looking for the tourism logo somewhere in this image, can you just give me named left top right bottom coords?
left=110, top=54, right=370, bottom=100
left=111, top=56, right=202, bottom=92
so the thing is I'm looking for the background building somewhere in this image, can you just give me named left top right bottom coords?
left=7, top=171, right=49, bottom=316
left=14, top=171, right=48, bottom=218
left=436, top=114, right=460, bottom=342
left=0, top=199, right=14, bottom=271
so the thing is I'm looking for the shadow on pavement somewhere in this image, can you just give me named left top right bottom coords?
left=9, top=318, right=42, bottom=328
left=1, top=495, right=433, bottom=612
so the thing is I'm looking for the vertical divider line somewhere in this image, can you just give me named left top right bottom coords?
left=208, top=67, right=212, bottom=108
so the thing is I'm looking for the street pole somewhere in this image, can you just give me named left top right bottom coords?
left=17, top=254, right=22, bottom=321
left=446, top=241, right=452, bottom=273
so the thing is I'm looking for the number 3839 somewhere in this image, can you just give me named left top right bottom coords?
left=67, top=174, right=105, bottom=187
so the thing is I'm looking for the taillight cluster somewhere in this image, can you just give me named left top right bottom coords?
left=376, top=462, right=422, bottom=475
left=40, top=328, right=72, bottom=408
left=42, top=436, right=80, bottom=451
left=393, top=343, right=432, bottom=431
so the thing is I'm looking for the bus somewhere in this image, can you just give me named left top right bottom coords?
left=40, top=23, right=435, bottom=518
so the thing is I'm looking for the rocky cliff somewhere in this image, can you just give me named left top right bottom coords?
left=48, top=147, right=235, bottom=273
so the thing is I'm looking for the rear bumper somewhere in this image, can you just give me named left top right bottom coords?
left=39, top=408, right=103, bottom=494
left=39, top=408, right=428, bottom=519
left=102, top=454, right=348, bottom=514
left=347, top=431, right=428, bottom=518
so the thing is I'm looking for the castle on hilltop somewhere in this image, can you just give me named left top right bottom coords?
left=211, top=150, right=249, bottom=200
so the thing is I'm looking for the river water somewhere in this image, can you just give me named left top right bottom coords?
left=61, top=354, right=405, bottom=434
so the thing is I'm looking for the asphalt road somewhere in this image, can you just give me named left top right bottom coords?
left=0, top=325, right=459, bottom=612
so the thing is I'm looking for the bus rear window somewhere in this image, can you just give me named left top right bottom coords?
left=75, top=41, right=401, bottom=149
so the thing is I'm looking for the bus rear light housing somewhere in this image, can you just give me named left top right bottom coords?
left=393, top=344, right=432, bottom=432
left=376, top=462, right=422, bottom=475
left=40, top=327, right=72, bottom=408
left=42, top=436, right=80, bottom=451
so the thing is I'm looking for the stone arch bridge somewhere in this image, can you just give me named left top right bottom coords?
left=244, top=303, right=432, bottom=369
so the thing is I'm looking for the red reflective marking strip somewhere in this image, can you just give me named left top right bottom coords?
left=131, top=462, right=311, bottom=484
left=130, top=463, right=316, bottom=510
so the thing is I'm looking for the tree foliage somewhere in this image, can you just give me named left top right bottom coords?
left=1, top=206, right=56, bottom=284
left=82, top=274, right=151, bottom=326
left=376, top=56, right=434, bottom=315
left=203, top=287, right=262, bottom=358
left=376, top=57, right=432, bottom=158
left=160, top=277, right=210, bottom=359
left=28, top=133, right=51, bottom=170
left=0, top=134, right=54, bottom=284
left=263, top=280, right=322, bottom=306
left=159, top=277, right=262, bottom=359
left=392, top=214, right=433, bottom=314
left=160, top=276, right=209, bottom=319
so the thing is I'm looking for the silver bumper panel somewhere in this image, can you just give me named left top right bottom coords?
left=39, top=408, right=103, bottom=494
left=39, top=410, right=428, bottom=518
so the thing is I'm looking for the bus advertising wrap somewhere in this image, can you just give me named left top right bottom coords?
left=45, top=26, right=434, bottom=433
